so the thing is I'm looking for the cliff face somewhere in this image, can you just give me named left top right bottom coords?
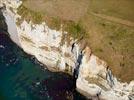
left=1, top=0, right=134, bottom=100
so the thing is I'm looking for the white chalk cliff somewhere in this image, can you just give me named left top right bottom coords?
left=1, top=0, right=134, bottom=100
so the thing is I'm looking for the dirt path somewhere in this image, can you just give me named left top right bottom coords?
left=91, top=12, right=134, bottom=27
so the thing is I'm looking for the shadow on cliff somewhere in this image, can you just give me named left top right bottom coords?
left=0, top=8, right=7, bottom=33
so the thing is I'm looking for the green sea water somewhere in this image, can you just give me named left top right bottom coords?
left=0, top=32, right=86, bottom=100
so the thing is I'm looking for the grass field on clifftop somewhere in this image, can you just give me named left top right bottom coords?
left=18, top=0, right=134, bottom=82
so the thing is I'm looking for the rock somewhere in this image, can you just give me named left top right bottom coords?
left=1, top=0, right=134, bottom=100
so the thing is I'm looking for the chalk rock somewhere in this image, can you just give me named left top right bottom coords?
left=1, top=0, right=134, bottom=100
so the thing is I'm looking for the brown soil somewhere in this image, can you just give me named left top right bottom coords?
left=21, top=0, right=134, bottom=82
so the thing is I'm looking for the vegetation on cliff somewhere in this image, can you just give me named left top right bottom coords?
left=17, top=2, right=87, bottom=40
left=17, top=0, right=134, bottom=82
left=17, top=5, right=43, bottom=24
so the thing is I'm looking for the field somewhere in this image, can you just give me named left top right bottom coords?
left=18, top=0, right=134, bottom=82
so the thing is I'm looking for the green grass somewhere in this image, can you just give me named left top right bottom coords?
left=88, top=0, right=134, bottom=22
left=17, top=5, right=44, bottom=24
left=16, top=0, right=134, bottom=82
left=17, top=3, right=87, bottom=40
left=64, top=21, right=86, bottom=39
left=47, top=17, right=61, bottom=30
left=86, top=16, right=134, bottom=82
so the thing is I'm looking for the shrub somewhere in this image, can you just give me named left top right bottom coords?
left=65, top=21, right=86, bottom=39
left=17, top=5, right=43, bottom=24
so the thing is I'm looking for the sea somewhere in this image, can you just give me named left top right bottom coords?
left=0, top=31, right=86, bottom=100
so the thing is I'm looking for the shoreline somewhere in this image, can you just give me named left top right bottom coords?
left=1, top=0, right=134, bottom=99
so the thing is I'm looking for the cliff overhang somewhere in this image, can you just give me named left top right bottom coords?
left=1, top=0, right=134, bottom=100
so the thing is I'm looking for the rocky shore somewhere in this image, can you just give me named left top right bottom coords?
left=1, top=0, right=134, bottom=99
